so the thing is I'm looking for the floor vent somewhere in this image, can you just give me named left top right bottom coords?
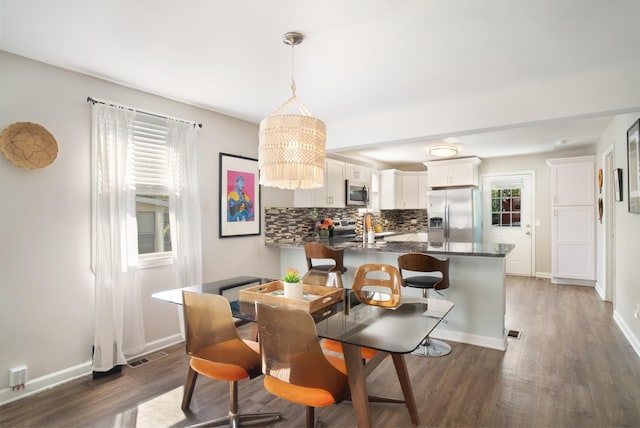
left=507, top=329, right=522, bottom=339
left=127, top=351, right=168, bottom=368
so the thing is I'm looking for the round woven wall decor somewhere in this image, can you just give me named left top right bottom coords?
left=0, top=122, right=58, bottom=169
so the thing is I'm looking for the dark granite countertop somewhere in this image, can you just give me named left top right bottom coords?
left=267, top=237, right=515, bottom=258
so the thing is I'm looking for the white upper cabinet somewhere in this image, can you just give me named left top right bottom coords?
left=294, top=158, right=346, bottom=208
left=345, top=163, right=371, bottom=183
left=380, top=169, right=428, bottom=209
left=424, top=157, right=482, bottom=188
left=548, top=157, right=595, bottom=206
left=324, top=158, right=346, bottom=207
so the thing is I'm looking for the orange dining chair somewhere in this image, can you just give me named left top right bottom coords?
left=397, top=252, right=452, bottom=357
left=304, top=242, right=347, bottom=273
left=181, top=291, right=280, bottom=427
left=322, top=263, right=402, bottom=360
left=257, top=302, right=350, bottom=428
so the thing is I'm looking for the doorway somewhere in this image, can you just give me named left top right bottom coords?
left=482, top=173, right=535, bottom=276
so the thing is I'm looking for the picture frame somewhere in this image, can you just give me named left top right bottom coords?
left=613, top=168, right=623, bottom=202
left=627, top=119, right=640, bottom=213
left=219, top=153, right=261, bottom=237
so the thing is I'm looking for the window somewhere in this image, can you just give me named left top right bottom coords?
left=491, top=188, right=521, bottom=227
left=133, top=116, right=172, bottom=257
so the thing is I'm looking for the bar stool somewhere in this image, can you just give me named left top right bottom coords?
left=304, top=242, right=347, bottom=274
left=397, top=253, right=452, bottom=357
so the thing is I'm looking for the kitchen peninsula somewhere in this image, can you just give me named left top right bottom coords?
left=268, top=237, right=514, bottom=351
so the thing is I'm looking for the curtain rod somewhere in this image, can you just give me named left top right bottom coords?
left=86, top=97, right=203, bottom=129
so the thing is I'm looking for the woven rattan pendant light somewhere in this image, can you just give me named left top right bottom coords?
left=258, top=32, right=326, bottom=190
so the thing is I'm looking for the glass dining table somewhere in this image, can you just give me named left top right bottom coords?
left=153, top=276, right=454, bottom=427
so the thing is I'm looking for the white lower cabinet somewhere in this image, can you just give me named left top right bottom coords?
left=552, top=206, right=595, bottom=281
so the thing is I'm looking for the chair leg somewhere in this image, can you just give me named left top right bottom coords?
left=186, top=380, right=281, bottom=428
left=182, top=366, right=198, bottom=410
left=410, top=288, right=452, bottom=357
left=423, top=337, right=452, bottom=357
left=306, top=406, right=315, bottom=428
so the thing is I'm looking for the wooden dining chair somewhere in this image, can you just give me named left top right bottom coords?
left=256, top=303, right=350, bottom=428
left=304, top=242, right=347, bottom=273
left=322, top=263, right=402, bottom=359
left=181, top=291, right=280, bottom=427
left=397, top=252, right=451, bottom=357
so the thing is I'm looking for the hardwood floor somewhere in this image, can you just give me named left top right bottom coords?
left=2, top=276, right=640, bottom=427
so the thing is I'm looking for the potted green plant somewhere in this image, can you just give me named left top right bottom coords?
left=283, top=268, right=303, bottom=299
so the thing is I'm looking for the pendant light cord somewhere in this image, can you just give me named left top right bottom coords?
left=290, top=41, right=296, bottom=96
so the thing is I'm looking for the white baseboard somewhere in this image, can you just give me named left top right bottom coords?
left=431, top=327, right=507, bottom=351
left=0, top=360, right=92, bottom=406
left=551, top=277, right=595, bottom=286
left=127, top=334, right=184, bottom=362
left=0, top=334, right=185, bottom=407
left=613, top=310, right=640, bottom=359
left=535, top=272, right=552, bottom=279
left=595, top=281, right=606, bottom=300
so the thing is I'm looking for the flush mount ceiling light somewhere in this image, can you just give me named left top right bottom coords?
left=428, top=144, right=459, bottom=158
left=258, top=31, right=326, bottom=190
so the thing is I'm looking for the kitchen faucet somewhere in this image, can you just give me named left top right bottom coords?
left=363, top=213, right=374, bottom=243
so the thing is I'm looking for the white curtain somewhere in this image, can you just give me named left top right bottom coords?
left=166, top=120, right=202, bottom=287
left=91, top=104, right=146, bottom=372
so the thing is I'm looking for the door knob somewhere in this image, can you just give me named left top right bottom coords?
left=525, top=231, right=531, bottom=235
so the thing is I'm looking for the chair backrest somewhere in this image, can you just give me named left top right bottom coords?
left=304, top=242, right=345, bottom=273
left=256, top=303, right=347, bottom=394
left=182, top=291, right=240, bottom=357
left=351, top=263, right=402, bottom=308
left=397, top=253, right=450, bottom=290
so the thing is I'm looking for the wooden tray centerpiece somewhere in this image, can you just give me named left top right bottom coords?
left=239, top=280, right=343, bottom=312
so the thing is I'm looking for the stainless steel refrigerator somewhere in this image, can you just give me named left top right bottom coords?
left=427, top=187, right=482, bottom=243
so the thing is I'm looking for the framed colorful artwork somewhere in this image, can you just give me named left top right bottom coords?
left=627, top=119, right=640, bottom=213
left=219, top=153, right=261, bottom=237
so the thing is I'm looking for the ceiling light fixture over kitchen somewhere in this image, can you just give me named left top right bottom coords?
left=258, top=31, right=326, bottom=190
left=428, top=144, right=459, bottom=158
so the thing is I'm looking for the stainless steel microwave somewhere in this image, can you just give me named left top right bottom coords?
left=346, top=180, right=369, bottom=206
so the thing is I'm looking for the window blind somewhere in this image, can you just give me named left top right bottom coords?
left=133, top=115, right=169, bottom=191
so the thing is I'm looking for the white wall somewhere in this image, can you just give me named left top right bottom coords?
left=0, top=51, right=282, bottom=404
left=595, top=113, right=640, bottom=354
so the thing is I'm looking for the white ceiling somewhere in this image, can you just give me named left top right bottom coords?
left=2, top=0, right=640, bottom=169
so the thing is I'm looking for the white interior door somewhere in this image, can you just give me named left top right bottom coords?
left=482, top=173, right=534, bottom=276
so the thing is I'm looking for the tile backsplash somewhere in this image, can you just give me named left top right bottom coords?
left=264, top=207, right=428, bottom=243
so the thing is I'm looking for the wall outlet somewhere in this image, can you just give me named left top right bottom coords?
left=9, top=365, right=28, bottom=387
left=634, top=303, right=640, bottom=320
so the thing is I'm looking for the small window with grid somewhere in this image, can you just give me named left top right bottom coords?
left=491, top=188, right=521, bottom=227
